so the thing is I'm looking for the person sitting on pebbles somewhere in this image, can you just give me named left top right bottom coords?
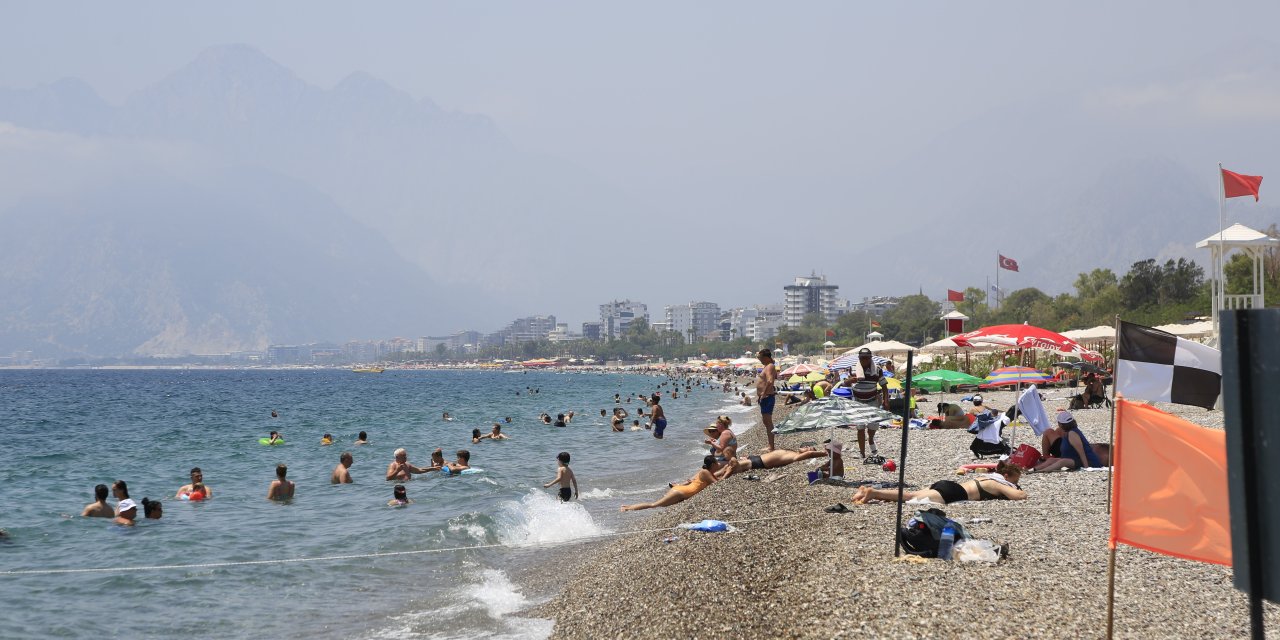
left=852, top=460, right=1027, bottom=505
left=1032, top=411, right=1104, bottom=472
left=703, top=416, right=736, bottom=462
left=621, top=456, right=718, bottom=512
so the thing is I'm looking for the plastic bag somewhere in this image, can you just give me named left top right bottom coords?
left=678, top=519, right=736, bottom=533
left=953, top=538, right=1001, bottom=563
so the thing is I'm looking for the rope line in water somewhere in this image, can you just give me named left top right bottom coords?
left=0, top=513, right=800, bottom=576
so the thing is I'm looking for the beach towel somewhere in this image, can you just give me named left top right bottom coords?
left=1017, top=385, right=1051, bottom=436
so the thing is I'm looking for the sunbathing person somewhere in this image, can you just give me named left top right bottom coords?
left=712, top=445, right=834, bottom=480
left=852, top=460, right=1027, bottom=504
left=1033, top=411, right=1103, bottom=472
left=620, top=457, right=718, bottom=512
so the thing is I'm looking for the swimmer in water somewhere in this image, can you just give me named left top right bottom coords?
left=177, top=468, right=212, bottom=499
left=331, top=452, right=353, bottom=484
left=186, top=482, right=208, bottom=501
left=387, top=448, right=438, bottom=481
left=114, top=498, right=138, bottom=527
left=271, top=410, right=279, bottom=418
left=81, top=484, right=113, bottom=518
left=443, top=412, right=453, bottom=421
left=388, top=484, right=412, bottom=507
left=443, top=450, right=471, bottom=474
left=267, top=431, right=283, bottom=445
left=354, top=431, right=369, bottom=445
left=142, top=497, right=163, bottom=520
left=472, top=428, right=487, bottom=444
left=543, top=451, right=578, bottom=502
left=488, top=424, right=509, bottom=440
left=321, top=433, right=334, bottom=445
left=267, top=464, right=295, bottom=501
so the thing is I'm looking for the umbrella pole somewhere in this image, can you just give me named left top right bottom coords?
left=893, top=350, right=915, bottom=557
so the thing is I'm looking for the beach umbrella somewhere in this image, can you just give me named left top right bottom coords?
left=911, top=369, right=984, bottom=392
left=786, top=371, right=826, bottom=385
left=981, top=366, right=1052, bottom=388
left=780, top=363, right=824, bottom=377
left=843, top=340, right=916, bottom=357
left=827, top=353, right=892, bottom=371
left=772, top=396, right=898, bottom=434
left=951, top=324, right=1102, bottom=362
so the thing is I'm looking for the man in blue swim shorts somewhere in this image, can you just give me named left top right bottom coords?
left=650, top=394, right=667, bottom=438
left=757, top=348, right=779, bottom=451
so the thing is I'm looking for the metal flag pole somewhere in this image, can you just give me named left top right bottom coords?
left=1105, top=394, right=1127, bottom=639
left=1216, top=162, right=1226, bottom=340
left=995, top=253, right=1001, bottom=309
left=1106, top=314, right=1120, bottom=514
left=892, top=349, right=915, bottom=557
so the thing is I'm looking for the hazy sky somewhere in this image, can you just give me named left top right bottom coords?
left=3, top=1, right=1278, bottom=330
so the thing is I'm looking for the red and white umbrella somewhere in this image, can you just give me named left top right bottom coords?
left=779, top=363, right=825, bottom=377
left=951, top=324, right=1102, bottom=362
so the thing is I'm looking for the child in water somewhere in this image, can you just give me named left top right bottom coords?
left=187, top=482, right=207, bottom=501
left=543, top=452, right=578, bottom=502
left=388, top=485, right=412, bottom=507
left=321, top=433, right=334, bottom=445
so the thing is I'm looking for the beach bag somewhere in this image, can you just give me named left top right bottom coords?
left=899, top=508, right=968, bottom=558
left=1009, top=444, right=1041, bottom=470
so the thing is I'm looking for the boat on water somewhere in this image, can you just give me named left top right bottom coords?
left=352, top=366, right=385, bottom=373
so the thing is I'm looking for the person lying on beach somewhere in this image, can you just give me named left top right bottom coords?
left=267, top=464, right=295, bottom=501
left=81, top=484, right=114, bottom=518
left=1032, top=411, right=1102, bottom=472
left=442, top=450, right=471, bottom=474
left=543, top=451, right=578, bottom=502
left=711, top=446, right=834, bottom=480
left=386, top=448, right=436, bottom=481
left=388, top=485, right=412, bottom=507
left=332, top=452, right=353, bottom=484
left=852, top=460, right=1026, bottom=505
left=620, top=456, right=718, bottom=512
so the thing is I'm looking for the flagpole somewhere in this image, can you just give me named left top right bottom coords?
left=995, top=252, right=1000, bottom=309
left=892, top=349, right=915, bottom=557
left=1216, top=162, right=1225, bottom=341
left=1106, top=314, right=1120, bottom=514
left=1106, top=395, right=1126, bottom=639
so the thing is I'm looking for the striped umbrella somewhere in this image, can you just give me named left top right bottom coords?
left=827, top=354, right=892, bottom=371
left=981, top=366, right=1052, bottom=388
left=780, top=363, right=825, bottom=377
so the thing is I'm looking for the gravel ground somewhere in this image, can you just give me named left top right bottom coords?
left=533, top=387, right=1279, bottom=639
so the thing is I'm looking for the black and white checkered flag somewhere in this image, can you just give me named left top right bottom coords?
left=1116, top=321, right=1221, bottom=409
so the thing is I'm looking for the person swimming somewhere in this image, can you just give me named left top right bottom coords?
left=388, top=484, right=412, bottom=507
left=321, top=433, right=334, bottom=445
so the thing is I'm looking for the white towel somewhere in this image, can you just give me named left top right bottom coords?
left=1017, top=385, right=1051, bottom=436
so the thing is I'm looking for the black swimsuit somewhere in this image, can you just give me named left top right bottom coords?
left=749, top=455, right=766, bottom=470
left=929, top=480, right=968, bottom=504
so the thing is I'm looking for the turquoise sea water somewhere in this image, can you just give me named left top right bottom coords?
left=0, top=369, right=756, bottom=639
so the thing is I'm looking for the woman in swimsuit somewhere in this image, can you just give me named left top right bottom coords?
left=711, top=446, right=831, bottom=480
left=851, top=460, right=1026, bottom=504
left=620, top=456, right=718, bottom=512
left=703, top=416, right=736, bottom=461
left=1033, top=411, right=1103, bottom=472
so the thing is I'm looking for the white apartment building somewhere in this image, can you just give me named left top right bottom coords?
left=783, top=273, right=840, bottom=327
left=665, top=301, right=721, bottom=342
left=599, top=300, right=649, bottom=339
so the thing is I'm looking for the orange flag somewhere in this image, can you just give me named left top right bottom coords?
left=1110, top=399, right=1231, bottom=565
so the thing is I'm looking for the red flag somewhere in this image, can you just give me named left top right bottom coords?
left=947, top=289, right=964, bottom=302
left=825, top=329, right=835, bottom=338
left=1110, top=399, right=1231, bottom=566
left=998, top=254, right=1019, bottom=272
left=870, top=320, right=881, bottom=328
left=1222, top=168, right=1263, bottom=201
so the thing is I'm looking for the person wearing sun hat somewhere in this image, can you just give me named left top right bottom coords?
left=1031, top=410, right=1103, bottom=472
left=114, top=496, right=138, bottom=527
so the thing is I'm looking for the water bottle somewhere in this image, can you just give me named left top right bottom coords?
left=938, top=525, right=956, bottom=561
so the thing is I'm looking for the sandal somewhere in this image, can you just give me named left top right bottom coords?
left=824, top=503, right=851, bottom=513
left=864, top=455, right=886, bottom=465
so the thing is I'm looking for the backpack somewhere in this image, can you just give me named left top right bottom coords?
left=899, top=508, right=969, bottom=558
left=970, top=437, right=1011, bottom=457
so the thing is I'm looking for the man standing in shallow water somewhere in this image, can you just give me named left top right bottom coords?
left=176, top=467, right=212, bottom=499
left=757, top=348, right=779, bottom=451
left=81, top=484, right=113, bottom=518
left=332, top=452, right=354, bottom=484
left=267, top=464, right=295, bottom=501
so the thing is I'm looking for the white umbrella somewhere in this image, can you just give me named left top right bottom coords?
left=843, top=340, right=916, bottom=356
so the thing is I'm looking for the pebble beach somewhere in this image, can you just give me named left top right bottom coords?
left=534, top=388, right=1280, bottom=639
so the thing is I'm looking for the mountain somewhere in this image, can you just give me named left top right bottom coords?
left=0, top=162, right=470, bottom=357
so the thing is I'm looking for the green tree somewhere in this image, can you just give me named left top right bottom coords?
left=434, top=343, right=448, bottom=360
left=881, top=294, right=941, bottom=345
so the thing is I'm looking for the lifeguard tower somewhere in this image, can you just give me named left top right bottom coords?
left=1197, top=223, right=1279, bottom=343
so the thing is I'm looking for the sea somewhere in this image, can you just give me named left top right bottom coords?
left=0, top=369, right=759, bottom=639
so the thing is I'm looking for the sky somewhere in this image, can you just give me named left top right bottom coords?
left=2, top=1, right=1279, bottom=331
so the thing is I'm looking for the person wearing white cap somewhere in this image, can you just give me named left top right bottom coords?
left=1032, top=411, right=1104, bottom=472
left=112, top=480, right=137, bottom=526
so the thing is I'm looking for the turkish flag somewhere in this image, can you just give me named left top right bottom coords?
left=1222, top=168, right=1263, bottom=201
left=1110, top=399, right=1230, bottom=566
left=998, top=255, right=1019, bottom=272
left=947, top=289, right=964, bottom=302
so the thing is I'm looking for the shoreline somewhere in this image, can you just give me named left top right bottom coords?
left=532, top=389, right=1280, bottom=639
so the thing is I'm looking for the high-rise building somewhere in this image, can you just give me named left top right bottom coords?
left=728, top=305, right=786, bottom=342
left=666, top=301, right=721, bottom=342
left=783, top=273, right=840, bottom=327
left=486, top=315, right=558, bottom=346
left=599, top=300, right=648, bottom=339
left=581, top=322, right=603, bottom=341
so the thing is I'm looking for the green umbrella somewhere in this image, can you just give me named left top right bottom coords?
left=911, top=369, right=984, bottom=392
